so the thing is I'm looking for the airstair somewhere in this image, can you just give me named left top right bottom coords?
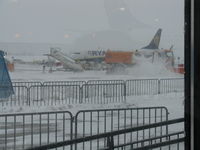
left=49, top=48, right=83, bottom=72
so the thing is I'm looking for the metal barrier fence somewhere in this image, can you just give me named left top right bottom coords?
left=0, top=111, right=73, bottom=150
left=116, top=131, right=185, bottom=150
left=12, top=82, right=42, bottom=87
left=0, top=86, right=29, bottom=107
left=74, top=107, right=169, bottom=150
left=80, top=83, right=126, bottom=104
left=0, top=107, right=169, bottom=150
left=29, top=118, right=184, bottom=150
left=43, top=81, right=86, bottom=86
left=0, top=78, right=184, bottom=107
left=87, top=80, right=124, bottom=84
left=126, top=79, right=159, bottom=96
left=28, top=118, right=185, bottom=150
left=29, top=85, right=81, bottom=106
left=159, top=78, right=184, bottom=94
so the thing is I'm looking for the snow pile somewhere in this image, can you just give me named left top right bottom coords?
left=10, top=61, right=183, bottom=82
left=0, top=92, right=184, bottom=119
left=127, top=56, right=182, bottom=78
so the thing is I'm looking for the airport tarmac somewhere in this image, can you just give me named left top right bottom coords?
left=10, top=62, right=183, bottom=82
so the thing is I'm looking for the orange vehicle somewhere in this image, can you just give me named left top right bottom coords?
left=105, top=50, right=134, bottom=64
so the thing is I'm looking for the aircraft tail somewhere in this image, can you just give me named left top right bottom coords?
left=142, top=28, right=162, bottom=49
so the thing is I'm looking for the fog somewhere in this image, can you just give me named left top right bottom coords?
left=0, top=0, right=184, bottom=58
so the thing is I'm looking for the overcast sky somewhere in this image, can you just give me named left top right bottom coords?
left=0, top=0, right=184, bottom=57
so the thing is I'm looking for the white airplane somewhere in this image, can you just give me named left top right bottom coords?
left=70, top=28, right=174, bottom=63
left=46, top=28, right=175, bottom=71
left=68, top=28, right=161, bottom=63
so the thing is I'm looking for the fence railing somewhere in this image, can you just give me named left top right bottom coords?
left=27, top=118, right=184, bottom=150
left=87, top=80, right=124, bottom=84
left=74, top=107, right=169, bottom=150
left=80, top=83, right=126, bottom=104
left=0, top=78, right=184, bottom=107
left=0, top=86, right=29, bottom=107
left=29, top=85, right=81, bottom=106
left=126, top=79, right=159, bottom=96
left=0, top=107, right=169, bottom=150
left=0, top=111, right=73, bottom=150
left=159, top=78, right=184, bottom=94
left=112, top=131, right=184, bottom=150
left=43, top=80, right=86, bottom=86
left=12, top=82, right=42, bottom=87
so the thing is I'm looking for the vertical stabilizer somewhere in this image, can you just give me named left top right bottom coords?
left=0, top=50, right=14, bottom=98
left=142, top=28, right=162, bottom=49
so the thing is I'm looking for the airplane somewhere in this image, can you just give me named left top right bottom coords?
left=52, top=0, right=144, bottom=65
left=71, top=28, right=174, bottom=63
left=45, top=28, right=175, bottom=72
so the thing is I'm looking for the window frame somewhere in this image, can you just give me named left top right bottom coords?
left=185, top=0, right=200, bottom=149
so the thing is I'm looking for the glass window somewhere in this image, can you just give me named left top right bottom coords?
left=0, top=0, right=185, bottom=149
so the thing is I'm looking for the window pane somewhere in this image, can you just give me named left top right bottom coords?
left=0, top=0, right=184, bottom=150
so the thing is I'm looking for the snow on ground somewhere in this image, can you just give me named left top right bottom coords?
left=7, top=63, right=184, bottom=118
left=10, top=62, right=183, bottom=82
left=0, top=92, right=184, bottom=150
left=127, top=56, right=182, bottom=78
left=1, top=61, right=185, bottom=149
left=1, top=92, right=184, bottom=120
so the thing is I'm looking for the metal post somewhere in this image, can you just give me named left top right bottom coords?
left=124, top=82, right=126, bottom=102
left=158, top=79, right=161, bottom=94
left=107, top=136, right=114, bottom=150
